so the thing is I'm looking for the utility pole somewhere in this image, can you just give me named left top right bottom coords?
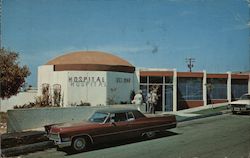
left=0, top=0, right=2, bottom=115
left=186, top=57, right=195, bottom=72
left=0, top=0, right=2, bottom=48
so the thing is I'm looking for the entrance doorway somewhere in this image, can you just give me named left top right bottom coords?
left=149, top=85, right=162, bottom=112
left=139, top=75, right=174, bottom=112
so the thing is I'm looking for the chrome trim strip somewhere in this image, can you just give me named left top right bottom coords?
left=103, top=113, right=111, bottom=124
left=93, top=122, right=176, bottom=138
left=57, top=141, right=72, bottom=148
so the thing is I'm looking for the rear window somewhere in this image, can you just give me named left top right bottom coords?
left=113, top=113, right=127, bottom=122
left=132, top=110, right=146, bottom=119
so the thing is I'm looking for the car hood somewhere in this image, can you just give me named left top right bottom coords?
left=231, top=100, right=250, bottom=105
left=50, top=121, right=97, bottom=133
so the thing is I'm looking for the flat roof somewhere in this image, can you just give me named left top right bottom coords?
left=95, top=107, right=138, bottom=113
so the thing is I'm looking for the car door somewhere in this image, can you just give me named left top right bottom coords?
left=92, top=112, right=130, bottom=143
left=126, top=111, right=142, bottom=138
left=126, top=111, right=150, bottom=137
left=108, top=112, right=131, bottom=140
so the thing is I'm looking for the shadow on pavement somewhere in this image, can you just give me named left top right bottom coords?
left=63, top=130, right=179, bottom=156
left=231, top=112, right=250, bottom=116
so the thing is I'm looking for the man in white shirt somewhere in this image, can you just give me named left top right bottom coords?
left=131, top=90, right=143, bottom=105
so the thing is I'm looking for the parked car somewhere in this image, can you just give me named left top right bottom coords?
left=45, top=108, right=176, bottom=152
left=230, top=93, right=250, bottom=114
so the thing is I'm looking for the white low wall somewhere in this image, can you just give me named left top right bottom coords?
left=7, top=104, right=145, bottom=133
left=0, top=90, right=37, bottom=112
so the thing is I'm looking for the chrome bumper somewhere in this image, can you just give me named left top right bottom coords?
left=231, top=105, right=250, bottom=111
left=57, top=141, right=72, bottom=148
left=48, top=133, right=71, bottom=148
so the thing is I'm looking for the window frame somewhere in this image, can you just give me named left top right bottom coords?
left=126, top=112, right=135, bottom=121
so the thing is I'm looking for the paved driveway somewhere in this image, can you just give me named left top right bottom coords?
left=20, top=114, right=250, bottom=158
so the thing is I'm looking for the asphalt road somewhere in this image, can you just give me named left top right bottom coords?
left=19, top=114, right=250, bottom=158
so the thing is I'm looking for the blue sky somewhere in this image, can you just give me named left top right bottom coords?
left=3, top=0, right=250, bottom=86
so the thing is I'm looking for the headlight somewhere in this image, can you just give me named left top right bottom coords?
left=61, top=137, right=71, bottom=142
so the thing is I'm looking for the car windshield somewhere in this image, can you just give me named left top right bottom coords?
left=240, top=95, right=250, bottom=100
left=88, top=112, right=109, bottom=123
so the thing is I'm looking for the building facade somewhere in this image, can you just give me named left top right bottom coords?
left=37, top=51, right=138, bottom=107
left=36, top=50, right=250, bottom=112
left=2, top=51, right=248, bottom=112
left=139, top=69, right=250, bottom=112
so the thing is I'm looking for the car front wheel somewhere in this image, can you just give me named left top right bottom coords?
left=72, top=137, right=87, bottom=152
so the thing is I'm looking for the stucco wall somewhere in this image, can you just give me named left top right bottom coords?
left=38, top=65, right=139, bottom=107
left=7, top=106, right=97, bottom=133
left=107, top=72, right=136, bottom=104
left=37, top=65, right=54, bottom=96
left=37, top=65, right=68, bottom=106
left=6, top=104, right=144, bottom=133
left=0, top=90, right=37, bottom=112
left=67, top=71, right=107, bottom=106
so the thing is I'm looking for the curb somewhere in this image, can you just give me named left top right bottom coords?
left=1, top=141, right=54, bottom=157
left=177, top=110, right=231, bottom=123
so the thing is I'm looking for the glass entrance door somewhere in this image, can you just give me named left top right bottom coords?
left=139, top=75, right=174, bottom=112
left=165, top=85, right=173, bottom=111
left=148, top=85, right=163, bottom=112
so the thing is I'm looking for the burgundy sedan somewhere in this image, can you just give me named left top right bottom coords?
left=46, top=108, right=176, bottom=152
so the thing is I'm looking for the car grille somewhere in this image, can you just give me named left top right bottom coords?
left=231, top=104, right=245, bottom=108
left=49, top=133, right=60, bottom=142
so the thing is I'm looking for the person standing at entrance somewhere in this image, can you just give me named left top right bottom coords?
left=147, top=89, right=158, bottom=114
left=131, top=90, right=143, bottom=111
left=131, top=90, right=143, bottom=105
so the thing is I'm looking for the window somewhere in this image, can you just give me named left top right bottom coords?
left=89, top=112, right=109, bottom=123
left=178, top=77, right=202, bottom=100
left=165, top=77, right=173, bottom=83
left=240, top=94, right=250, bottom=100
left=140, top=76, right=147, bottom=83
left=149, top=76, right=163, bottom=83
left=207, top=78, right=227, bottom=99
left=133, top=110, right=146, bottom=119
left=232, top=79, right=248, bottom=100
left=53, top=84, right=61, bottom=106
left=110, top=113, right=127, bottom=122
left=127, top=112, right=135, bottom=121
left=165, top=85, right=173, bottom=111
left=42, top=83, right=49, bottom=95
left=41, top=83, right=50, bottom=105
left=140, top=85, right=147, bottom=103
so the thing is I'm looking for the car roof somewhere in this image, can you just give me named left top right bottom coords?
left=94, top=107, right=139, bottom=114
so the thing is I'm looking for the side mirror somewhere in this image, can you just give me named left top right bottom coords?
left=111, top=121, right=116, bottom=126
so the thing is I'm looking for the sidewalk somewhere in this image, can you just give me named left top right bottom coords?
left=163, top=103, right=230, bottom=122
